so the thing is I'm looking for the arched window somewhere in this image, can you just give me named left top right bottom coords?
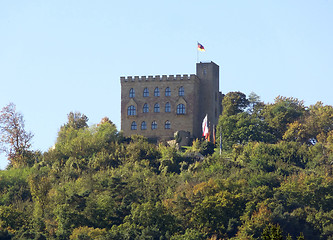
left=131, top=121, right=137, bottom=130
left=154, top=87, right=160, bottom=97
left=165, top=87, right=171, bottom=97
left=143, top=88, right=149, bottom=97
left=154, top=103, right=160, bottom=113
left=178, top=86, right=184, bottom=96
left=143, top=103, right=149, bottom=113
left=127, top=105, right=136, bottom=116
left=165, top=102, right=171, bottom=112
left=151, top=121, right=157, bottom=130
left=176, top=104, right=185, bottom=115
left=141, top=121, right=147, bottom=130
left=129, top=88, right=135, bottom=98
left=165, top=120, right=171, bottom=129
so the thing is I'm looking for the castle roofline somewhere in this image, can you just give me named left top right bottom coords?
left=120, top=74, right=199, bottom=83
left=197, top=61, right=219, bottom=67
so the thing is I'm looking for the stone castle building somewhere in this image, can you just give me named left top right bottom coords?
left=120, top=61, right=222, bottom=141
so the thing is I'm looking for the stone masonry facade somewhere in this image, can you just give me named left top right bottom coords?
left=120, top=61, right=222, bottom=141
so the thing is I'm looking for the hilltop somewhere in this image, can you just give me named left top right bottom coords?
left=0, top=92, right=332, bottom=239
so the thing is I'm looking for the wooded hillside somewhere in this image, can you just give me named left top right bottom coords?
left=0, top=92, right=332, bottom=239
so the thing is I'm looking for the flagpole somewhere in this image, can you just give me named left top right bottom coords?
left=197, top=41, right=199, bottom=63
left=213, top=124, right=216, bottom=145
left=219, top=126, right=222, bottom=155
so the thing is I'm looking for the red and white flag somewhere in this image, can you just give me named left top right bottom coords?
left=202, top=114, right=209, bottom=138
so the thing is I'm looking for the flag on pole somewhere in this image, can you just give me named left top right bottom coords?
left=219, top=127, right=222, bottom=155
left=198, top=42, right=205, bottom=52
left=202, top=114, right=209, bottom=139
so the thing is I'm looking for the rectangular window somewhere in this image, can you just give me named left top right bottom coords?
left=143, top=88, right=149, bottom=97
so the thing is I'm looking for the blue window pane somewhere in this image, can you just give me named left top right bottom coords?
left=176, top=104, right=185, bottom=115
left=165, top=120, right=171, bottom=129
left=127, top=105, right=136, bottom=115
left=143, top=88, right=149, bottom=97
left=141, top=121, right=147, bottom=130
left=165, top=87, right=171, bottom=96
left=143, top=103, right=149, bottom=113
left=151, top=121, right=157, bottom=130
left=129, top=88, right=135, bottom=98
left=131, top=121, right=137, bottom=130
left=178, top=86, right=184, bottom=96
left=165, top=102, right=171, bottom=112
left=154, top=103, right=160, bottom=113
left=154, top=87, right=160, bottom=97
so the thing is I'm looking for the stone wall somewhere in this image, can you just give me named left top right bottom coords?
left=121, top=74, right=200, bottom=140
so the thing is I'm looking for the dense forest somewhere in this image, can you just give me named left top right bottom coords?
left=0, top=92, right=332, bottom=240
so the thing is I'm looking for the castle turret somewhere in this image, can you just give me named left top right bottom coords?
left=196, top=61, right=221, bottom=133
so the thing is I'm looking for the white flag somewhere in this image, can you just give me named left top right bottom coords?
left=202, top=114, right=208, bottom=138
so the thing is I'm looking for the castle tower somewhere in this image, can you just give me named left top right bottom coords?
left=196, top=62, right=221, bottom=132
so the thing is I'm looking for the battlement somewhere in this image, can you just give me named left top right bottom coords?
left=120, top=74, right=198, bottom=83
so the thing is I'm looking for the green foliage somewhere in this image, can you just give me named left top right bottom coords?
left=297, top=232, right=305, bottom=240
left=110, top=201, right=177, bottom=239
left=0, top=205, right=26, bottom=233
left=262, top=96, right=306, bottom=140
left=217, top=91, right=283, bottom=150
left=248, top=92, right=265, bottom=115
left=170, top=228, right=204, bottom=240
left=158, top=144, right=182, bottom=173
left=0, top=97, right=332, bottom=239
left=124, top=135, right=160, bottom=168
left=218, top=94, right=313, bottom=151
left=283, top=102, right=333, bottom=146
left=191, top=188, right=244, bottom=237
left=64, top=112, right=89, bottom=130
left=235, top=141, right=310, bottom=172
left=0, top=168, right=32, bottom=205
left=275, top=173, right=333, bottom=212
left=222, top=91, right=249, bottom=116
left=237, top=204, right=274, bottom=239
left=261, top=223, right=283, bottom=240
left=187, top=139, right=215, bottom=156
left=218, top=112, right=276, bottom=150
left=70, top=226, right=108, bottom=240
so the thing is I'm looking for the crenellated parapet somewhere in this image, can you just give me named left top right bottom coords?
left=120, top=74, right=199, bottom=83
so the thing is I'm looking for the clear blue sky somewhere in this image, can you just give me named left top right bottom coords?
left=1, top=0, right=332, bottom=169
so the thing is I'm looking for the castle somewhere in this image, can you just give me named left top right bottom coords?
left=120, top=61, right=222, bottom=141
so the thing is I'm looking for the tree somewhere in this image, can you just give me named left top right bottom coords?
left=0, top=103, right=33, bottom=168
left=56, top=111, right=89, bottom=154
left=262, top=96, right=306, bottom=140
left=237, top=205, right=273, bottom=239
left=70, top=226, right=107, bottom=240
left=110, top=201, right=177, bottom=239
left=261, top=223, right=283, bottom=240
left=283, top=102, right=333, bottom=145
left=217, top=112, right=275, bottom=150
left=64, top=112, right=89, bottom=130
left=222, top=92, right=249, bottom=116
left=217, top=92, right=277, bottom=149
left=170, top=228, right=204, bottom=240
left=247, top=92, right=265, bottom=116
